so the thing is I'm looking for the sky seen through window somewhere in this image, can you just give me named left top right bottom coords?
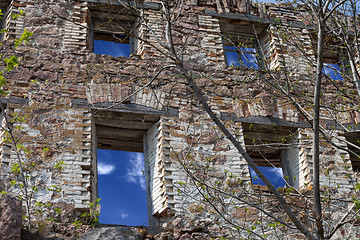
left=97, top=149, right=148, bottom=226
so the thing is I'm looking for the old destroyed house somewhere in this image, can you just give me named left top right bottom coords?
left=0, top=0, right=359, bottom=239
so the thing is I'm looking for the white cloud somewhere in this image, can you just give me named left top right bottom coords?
left=126, top=153, right=146, bottom=190
left=120, top=212, right=129, bottom=219
left=112, top=46, right=126, bottom=57
left=269, top=168, right=284, bottom=182
left=250, top=166, right=286, bottom=188
left=98, top=162, right=116, bottom=175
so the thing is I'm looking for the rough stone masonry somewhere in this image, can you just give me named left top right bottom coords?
left=0, top=0, right=359, bottom=239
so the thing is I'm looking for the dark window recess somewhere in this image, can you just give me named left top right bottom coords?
left=344, top=132, right=360, bottom=172
left=313, top=34, right=350, bottom=81
left=242, top=123, right=299, bottom=188
left=0, top=1, right=11, bottom=41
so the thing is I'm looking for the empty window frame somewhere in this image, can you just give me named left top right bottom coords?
left=91, top=109, right=166, bottom=227
left=322, top=50, right=348, bottom=81
left=219, top=17, right=268, bottom=68
left=223, top=43, right=259, bottom=69
left=344, top=132, right=360, bottom=172
left=242, top=123, right=299, bottom=188
left=88, top=3, right=138, bottom=57
left=0, top=1, right=11, bottom=41
left=313, top=34, right=350, bottom=81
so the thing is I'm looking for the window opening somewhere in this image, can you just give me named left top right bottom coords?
left=224, top=45, right=259, bottom=69
left=323, top=62, right=343, bottom=81
left=249, top=166, right=285, bottom=188
left=242, top=123, right=299, bottom=188
left=94, top=36, right=132, bottom=57
left=219, top=17, right=268, bottom=69
left=97, top=149, right=148, bottom=225
left=89, top=3, right=137, bottom=57
left=344, top=132, right=360, bottom=172
left=312, top=33, right=349, bottom=81
left=0, top=1, right=11, bottom=41
left=92, top=109, right=162, bottom=227
left=322, top=49, right=347, bottom=81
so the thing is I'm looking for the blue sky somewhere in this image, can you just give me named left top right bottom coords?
left=225, top=46, right=259, bottom=69
left=323, top=63, right=343, bottom=81
left=250, top=166, right=286, bottom=188
left=97, top=149, right=148, bottom=226
left=94, top=40, right=130, bottom=57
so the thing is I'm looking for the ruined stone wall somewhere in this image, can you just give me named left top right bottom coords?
left=0, top=0, right=359, bottom=238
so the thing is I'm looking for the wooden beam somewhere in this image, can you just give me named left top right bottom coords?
left=221, top=114, right=309, bottom=129
left=243, top=132, right=295, bottom=144
left=93, top=110, right=160, bottom=122
left=96, top=125, right=146, bottom=139
left=251, top=157, right=281, bottom=168
left=205, top=9, right=269, bottom=25
left=95, top=118, right=155, bottom=130
left=90, top=10, right=136, bottom=21
left=85, top=0, right=161, bottom=11
left=242, top=126, right=297, bottom=133
left=72, top=99, right=178, bottom=117
left=98, top=139, right=143, bottom=152
left=246, top=149, right=282, bottom=158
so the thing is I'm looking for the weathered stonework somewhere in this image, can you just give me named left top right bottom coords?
left=0, top=0, right=359, bottom=239
left=0, top=194, right=22, bottom=240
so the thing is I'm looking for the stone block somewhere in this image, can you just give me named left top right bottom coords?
left=79, top=226, right=144, bottom=240
left=0, top=194, right=22, bottom=240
